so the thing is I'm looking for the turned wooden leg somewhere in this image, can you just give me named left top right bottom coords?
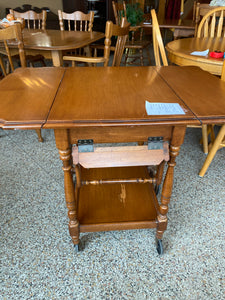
left=124, top=48, right=129, bottom=65
left=35, top=129, right=43, bottom=142
left=54, top=129, right=80, bottom=247
left=156, top=126, right=186, bottom=242
left=156, top=150, right=177, bottom=240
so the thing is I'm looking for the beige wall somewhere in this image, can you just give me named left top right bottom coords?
left=0, top=0, right=63, bottom=19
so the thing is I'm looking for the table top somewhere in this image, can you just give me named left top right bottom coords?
left=142, top=18, right=195, bottom=30
left=0, top=67, right=65, bottom=129
left=9, top=29, right=105, bottom=51
left=166, top=37, right=225, bottom=75
left=0, top=66, right=225, bottom=130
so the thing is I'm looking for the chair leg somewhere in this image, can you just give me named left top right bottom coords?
left=124, top=48, right=129, bottom=65
left=199, top=125, right=225, bottom=177
left=139, top=48, right=144, bottom=66
left=6, top=60, right=10, bottom=74
left=41, top=59, right=46, bottom=67
left=35, top=129, right=43, bottom=142
left=145, top=46, right=151, bottom=65
left=209, top=125, right=215, bottom=143
left=201, top=124, right=208, bottom=154
left=0, top=56, right=7, bottom=77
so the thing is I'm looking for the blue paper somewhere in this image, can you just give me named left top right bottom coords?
left=191, top=49, right=209, bottom=56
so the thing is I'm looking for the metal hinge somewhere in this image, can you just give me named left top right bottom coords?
left=148, top=137, right=164, bottom=150
left=78, top=139, right=94, bottom=153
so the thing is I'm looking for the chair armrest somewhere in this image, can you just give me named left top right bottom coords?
left=63, top=55, right=106, bottom=64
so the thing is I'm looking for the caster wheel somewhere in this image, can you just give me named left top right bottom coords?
left=156, top=239, right=163, bottom=255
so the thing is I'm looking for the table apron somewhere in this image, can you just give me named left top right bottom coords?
left=167, top=52, right=223, bottom=76
left=67, top=125, right=175, bottom=144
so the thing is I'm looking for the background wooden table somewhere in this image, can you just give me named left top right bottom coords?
left=0, top=29, right=104, bottom=67
left=166, top=37, right=225, bottom=76
left=142, top=18, right=195, bottom=30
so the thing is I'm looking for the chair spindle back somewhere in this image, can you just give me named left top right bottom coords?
left=112, top=1, right=127, bottom=25
left=58, top=10, right=94, bottom=32
left=196, top=6, right=225, bottom=38
left=9, top=9, right=47, bottom=30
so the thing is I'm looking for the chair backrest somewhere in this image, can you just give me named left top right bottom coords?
left=9, top=9, right=47, bottom=30
left=112, top=1, right=127, bottom=25
left=195, top=3, right=219, bottom=21
left=196, top=5, right=225, bottom=37
left=151, top=9, right=168, bottom=67
left=0, top=24, right=26, bottom=76
left=63, top=17, right=130, bottom=67
left=58, top=10, right=94, bottom=32
left=111, top=17, right=130, bottom=66
left=89, top=17, right=130, bottom=67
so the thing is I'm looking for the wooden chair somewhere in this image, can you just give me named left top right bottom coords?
left=0, top=24, right=26, bottom=74
left=58, top=10, right=94, bottom=58
left=9, top=9, right=47, bottom=30
left=112, top=1, right=151, bottom=66
left=151, top=8, right=210, bottom=154
left=199, top=60, right=225, bottom=176
left=196, top=5, right=225, bottom=37
left=58, top=10, right=94, bottom=32
left=9, top=9, right=47, bottom=67
left=63, top=18, right=130, bottom=67
left=151, top=9, right=168, bottom=67
left=0, top=24, right=43, bottom=142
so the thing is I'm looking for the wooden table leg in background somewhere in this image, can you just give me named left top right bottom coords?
left=51, top=50, right=63, bottom=67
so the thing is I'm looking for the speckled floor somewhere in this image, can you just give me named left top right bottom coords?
left=0, top=126, right=224, bottom=300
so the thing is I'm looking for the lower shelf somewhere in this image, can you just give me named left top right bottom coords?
left=78, top=166, right=159, bottom=232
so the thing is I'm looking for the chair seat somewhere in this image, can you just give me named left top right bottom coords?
left=0, top=48, right=19, bottom=56
left=90, top=44, right=116, bottom=51
left=173, top=28, right=195, bottom=40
